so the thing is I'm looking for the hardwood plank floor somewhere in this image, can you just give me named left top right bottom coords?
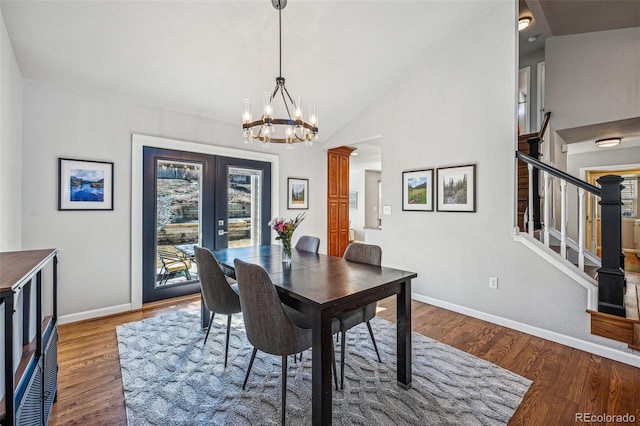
left=50, top=296, right=639, bottom=425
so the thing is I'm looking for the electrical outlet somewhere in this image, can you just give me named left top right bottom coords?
left=383, top=205, right=391, bottom=215
left=489, top=277, right=498, bottom=289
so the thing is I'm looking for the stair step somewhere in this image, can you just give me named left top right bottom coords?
left=625, top=273, right=639, bottom=321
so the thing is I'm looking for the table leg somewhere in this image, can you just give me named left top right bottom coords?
left=311, top=310, right=333, bottom=425
left=397, top=279, right=412, bottom=389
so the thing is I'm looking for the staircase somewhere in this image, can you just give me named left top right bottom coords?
left=514, top=113, right=640, bottom=350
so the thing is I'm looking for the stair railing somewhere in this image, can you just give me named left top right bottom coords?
left=516, top=151, right=626, bottom=317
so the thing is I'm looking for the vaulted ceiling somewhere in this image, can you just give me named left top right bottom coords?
left=0, top=0, right=495, bottom=142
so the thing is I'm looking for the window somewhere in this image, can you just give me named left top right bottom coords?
left=621, top=175, right=638, bottom=218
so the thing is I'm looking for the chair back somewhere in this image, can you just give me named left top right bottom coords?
left=295, top=235, right=320, bottom=253
left=157, top=250, right=190, bottom=268
left=343, top=242, right=382, bottom=266
left=194, top=247, right=241, bottom=315
left=344, top=243, right=382, bottom=322
left=234, top=259, right=311, bottom=356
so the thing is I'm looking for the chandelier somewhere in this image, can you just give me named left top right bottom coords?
left=242, top=0, right=318, bottom=149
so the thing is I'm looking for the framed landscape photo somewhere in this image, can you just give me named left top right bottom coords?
left=58, top=158, right=114, bottom=211
left=436, top=164, right=476, bottom=212
left=402, top=169, right=434, bottom=211
left=287, top=178, right=309, bottom=209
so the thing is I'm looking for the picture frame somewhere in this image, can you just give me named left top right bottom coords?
left=287, top=177, right=309, bottom=209
left=58, top=158, right=114, bottom=211
left=402, top=169, right=434, bottom=211
left=436, top=164, right=476, bottom=212
left=349, top=191, right=358, bottom=209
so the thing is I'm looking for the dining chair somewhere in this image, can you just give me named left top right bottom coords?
left=194, top=246, right=242, bottom=368
left=234, top=259, right=339, bottom=424
left=337, top=242, right=383, bottom=389
left=294, top=235, right=320, bottom=253
left=157, top=249, right=192, bottom=285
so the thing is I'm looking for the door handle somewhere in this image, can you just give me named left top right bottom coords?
left=218, top=230, right=228, bottom=236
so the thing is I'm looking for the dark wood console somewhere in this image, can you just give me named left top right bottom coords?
left=0, top=249, right=58, bottom=426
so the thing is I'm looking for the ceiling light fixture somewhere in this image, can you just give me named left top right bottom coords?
left=518, top=17, right=531, bottom=31
left=595, top=137, right=621, bottom=148
left=242, top=0, right=318, bottom=149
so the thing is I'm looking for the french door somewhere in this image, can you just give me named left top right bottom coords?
left=142, top=147, right=271, bottom=303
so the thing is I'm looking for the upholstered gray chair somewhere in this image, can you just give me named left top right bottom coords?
left=234, top=259, right=339, bottom=424
left=295, top=235, right=320, bottom=253
left=337, top=242, right=382, bottom=389
left=194, top=246, right=242, bottom=368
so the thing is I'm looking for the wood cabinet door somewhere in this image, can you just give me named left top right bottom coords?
left=327, top=147, right=354, bottom=257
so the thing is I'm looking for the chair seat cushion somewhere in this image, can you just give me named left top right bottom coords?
left=284, top=305, right=340, bottom=334
left=165, top=262, right=188, bottom=273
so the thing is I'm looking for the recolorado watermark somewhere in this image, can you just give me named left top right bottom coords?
left=575, top=412, right=636, bottom=423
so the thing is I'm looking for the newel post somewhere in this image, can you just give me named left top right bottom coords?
left=596, top=174, right=625, bottom=317
left=527, top=136, right=542, bottom=230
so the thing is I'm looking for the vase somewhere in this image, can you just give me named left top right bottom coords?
left=281, top=239, right=292, bottom=263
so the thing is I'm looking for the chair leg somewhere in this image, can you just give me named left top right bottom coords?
left=281, top=355, right=287, bottom=426
left=242, top=347, right=258, bottom=390
left=366, top=321, right=382, bottom=363
left=203, top=312, right=215, bottom=345
left=224, top=314, right=232, bottom=368
left=340, top=331, right=346, bottom=390
left=331, top=339, right=338, bottom=390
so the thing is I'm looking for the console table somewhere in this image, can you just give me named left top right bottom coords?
left=0, top=249, right=58, bottom=426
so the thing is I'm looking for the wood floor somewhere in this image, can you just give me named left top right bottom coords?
left=50, top=295, right=639, bottom=425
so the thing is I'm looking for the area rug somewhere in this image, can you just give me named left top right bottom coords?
left=116, top=310, right=531, bottom=425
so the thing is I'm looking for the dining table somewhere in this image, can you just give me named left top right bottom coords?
left=208, top=244, right=417, bottom=426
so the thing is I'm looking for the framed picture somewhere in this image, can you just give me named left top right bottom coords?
left=402, top=169, right=434, bottom=211
left=287, top=177, right=309, bottom=209
left=349, top=191, right=358, bottom=209
left=436, top=164, right=476, bottom=212
left=58, top=158, right=114, bottom=211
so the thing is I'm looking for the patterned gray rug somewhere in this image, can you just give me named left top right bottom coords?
left=116, top=310, right=531, bottom=425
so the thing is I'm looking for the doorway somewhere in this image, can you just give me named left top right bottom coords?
left=142, top=147, right=271, bottom=303
left=585, top=168, right=639, bottom=271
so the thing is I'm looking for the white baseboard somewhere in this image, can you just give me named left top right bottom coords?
left=412, top=293, right=640, bottom=368
left=58, top=303, right=132, bottom=325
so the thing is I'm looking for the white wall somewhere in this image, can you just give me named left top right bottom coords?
left=364, top=170, right=381, bottom=229
left=325, top=1, right=631, bottom=355
left=0, top=8, right=23, bottom=400
left=0, top=8, right=22, bottom=251
left=349, top=169, right=365, bottom=241
left=545, top=27, right=640, bottom=133
left=21, top=81, right=327, bottom=318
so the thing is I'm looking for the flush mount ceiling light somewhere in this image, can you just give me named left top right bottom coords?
left=242, top=0, right=318, bottom=149
left=595, top=137, right=621, bottom=148
left=518, top=17, right=532, bottom=31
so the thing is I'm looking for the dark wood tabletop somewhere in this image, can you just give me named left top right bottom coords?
left=211, top=244, right=417, bottom=426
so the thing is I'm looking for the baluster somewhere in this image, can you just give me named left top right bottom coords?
left=543, top=171, right=550, bottom=247
left=578, top=188, right=585, bottom=271
left=591, top=195, right=597, bottom=253
left=551, top=176, right=556, bottom=230
left=528, top=164, right=534, bottom=237
left=560, top=180, right=567, bottom=258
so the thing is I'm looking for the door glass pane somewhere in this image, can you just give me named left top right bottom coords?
left=155, top=160, right=201, bottom=288
left=228, top=167, right=262, bottom=248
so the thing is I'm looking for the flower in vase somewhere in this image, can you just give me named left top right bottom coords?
left=269, top=213, right=306, bottom=261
